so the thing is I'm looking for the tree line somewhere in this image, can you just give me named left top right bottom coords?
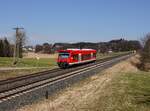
left=0, top=38, right=13, bottom=57
left=35, top=43, right=54, bottom=54
left=51, top=39, right=141, bottom=53
left=0, top=37, right=142, bottom=57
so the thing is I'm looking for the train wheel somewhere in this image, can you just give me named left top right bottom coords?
left=58, top=62, right=69, bottom=69
left=62, top=62, right=69, bottom=69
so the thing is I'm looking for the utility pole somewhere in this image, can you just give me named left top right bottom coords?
left=13, top=27, right=24, bottom=65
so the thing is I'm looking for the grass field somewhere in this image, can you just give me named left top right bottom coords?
left=92, top=71, right=150, bottom=111
left=0, top=68, right=52, bottom=80
left=0, top=57, right=58, bottom=80
left=123, top=72, right=150, bottom=107
left=96, top=51, right=130, bottom=59
left=0, top=57, right=57, bottom=67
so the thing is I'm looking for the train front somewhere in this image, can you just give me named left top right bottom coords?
left=57, top=50, right=70, bottom=68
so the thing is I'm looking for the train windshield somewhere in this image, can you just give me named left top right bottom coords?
left=59, top=53, right=69, bottom=58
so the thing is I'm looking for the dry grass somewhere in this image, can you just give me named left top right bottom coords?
left=17, top=56, right=139, bottom=111
left=0, top=68, right=52, bottom=80
left=23, top=52, right=58, bottom=58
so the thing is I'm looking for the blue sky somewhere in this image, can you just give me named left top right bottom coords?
left=0, top=0, right=149, bottom=45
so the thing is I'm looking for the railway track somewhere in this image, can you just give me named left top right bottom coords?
left=0, top=52, right=131, bottom=94
left=0, top=52, right=133, bottom=111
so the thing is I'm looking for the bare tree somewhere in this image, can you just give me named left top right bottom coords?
left=3, top=37, right=11, bottom=57
left=43, top=43, right=51, bottom=54
left=140, top=34, right=148, bottom=48
left=140, top=33, right=150, bottom=71
left=18, top=30, right=26, bottom=58
left=0, top=39, right=4, bottom=57
left=13, top=27, right=26, bottom=65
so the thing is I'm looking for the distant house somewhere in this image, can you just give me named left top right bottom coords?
left=22, top=46, right=35, bottom=52
left=108, top=49, right=113, bottom=53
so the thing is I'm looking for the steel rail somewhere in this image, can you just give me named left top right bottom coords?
left=0, top=52, right=132, bottom=94
left=0, top=54, right=132, bottom=102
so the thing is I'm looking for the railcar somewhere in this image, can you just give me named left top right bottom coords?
left=57, top=49, right=96, bottom=68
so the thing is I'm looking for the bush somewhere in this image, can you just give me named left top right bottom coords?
left=140, top=33, right=150, bottom=71
left=0, top=38, right=13, bottom=57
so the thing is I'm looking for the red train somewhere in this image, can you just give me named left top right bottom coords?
left=57, top=49, right=96, bottom=68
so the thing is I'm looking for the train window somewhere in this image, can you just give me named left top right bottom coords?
left=81, top=54, right=91, bottom=60
left=59, top=53, right=69, bottom=58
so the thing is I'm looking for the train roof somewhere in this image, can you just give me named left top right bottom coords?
left=58, top=49, right=96, bottom=53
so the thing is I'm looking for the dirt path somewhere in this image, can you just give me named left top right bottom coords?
left=18, top=56, right=139, bottom=111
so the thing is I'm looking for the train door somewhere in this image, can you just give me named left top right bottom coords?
left=78, top=53, right=82, bottom=62
left=72, top=54, right=78, bottom=62
left=91, top=53, right=93, bottom=58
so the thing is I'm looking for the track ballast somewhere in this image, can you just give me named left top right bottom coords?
left=0, top=52, right=133, bottom=111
